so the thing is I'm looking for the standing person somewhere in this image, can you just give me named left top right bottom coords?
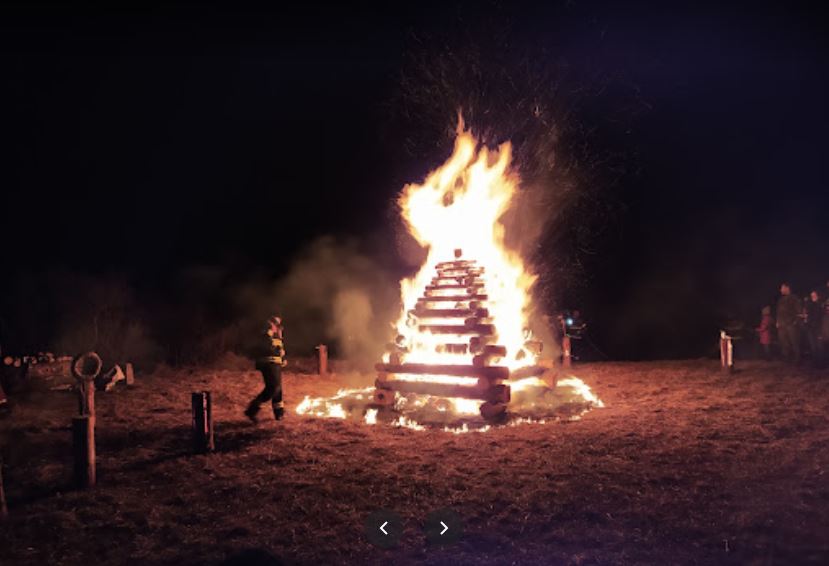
left=804, top=290, right=823, bottom=366
left=245, top=315, right=287, bottom=423
left=755, top=306, right=773, bottom=360
left=776, top=283, right=802, bottom=365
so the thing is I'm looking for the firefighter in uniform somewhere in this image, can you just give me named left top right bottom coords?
left=245, top=315, right=287, bottom=422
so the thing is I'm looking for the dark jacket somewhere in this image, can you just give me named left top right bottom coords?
left=805, top=299, right=822, bottom=331
left=777, top=294, right=802, bottom=327
left=254, top=326, right=287, bottom=368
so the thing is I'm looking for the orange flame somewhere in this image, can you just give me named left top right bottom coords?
left=391, top=117, right=537, bottom=371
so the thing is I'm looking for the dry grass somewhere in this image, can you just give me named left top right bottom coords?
left=1, top=359, right=828, bottom=565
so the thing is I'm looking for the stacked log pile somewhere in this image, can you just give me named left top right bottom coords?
left=374, top=255, right=536, bottom=419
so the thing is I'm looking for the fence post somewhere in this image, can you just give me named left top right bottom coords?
left=316, top=344, right=328, bottom=375
left=720, top=331, right=734, bottom=373
left=0, top=455, right=8, bottom=519
left=191, top=392, right=214, bottom=453
left=72, top=415, right=96, bottom=488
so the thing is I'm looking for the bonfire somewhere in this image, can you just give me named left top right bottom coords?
left=298, top=119, right=603, bottom=430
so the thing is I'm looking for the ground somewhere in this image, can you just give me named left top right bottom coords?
left=1, top=358, right=828, bottom=565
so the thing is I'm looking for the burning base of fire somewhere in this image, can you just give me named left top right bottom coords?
left=295, top=375, right=603, bottom=433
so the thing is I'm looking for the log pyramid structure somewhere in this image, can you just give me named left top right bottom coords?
left=374, top=251, right=543, bottom=419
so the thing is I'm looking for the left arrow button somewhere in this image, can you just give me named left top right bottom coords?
left=364, top=510, right=403, bottom=548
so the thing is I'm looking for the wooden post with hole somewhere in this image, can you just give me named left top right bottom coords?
left=71, top=352, right=102, bottom=489
left=191, top=392, right=214, bottom=453
left=316, top=344, right=328, bottom=375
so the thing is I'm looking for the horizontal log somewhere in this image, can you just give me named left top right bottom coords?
left=375, top=378, right=509, bottom=402
left=375, top=362, right=510, bottom=381
left=435, top=343, right=469, bottom=354
left=425, top=284, right=483, bottom=291
left=417, top=294, right=488, bottom=303
left=411, top=307, right=489, bottom=318
left=438, top=268, right=484, bottom=276
left=483, top=345, right=508, bottom=357
left=432, top=275, right=483, bottom=282
left=419, top=324, right=495, bottom=335
left=436, top=260, right=476, bottom=268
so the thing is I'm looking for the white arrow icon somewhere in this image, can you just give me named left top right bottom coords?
left=379, top=521, right=389, bottom=535
left=440, top=521, right=449, bottom=535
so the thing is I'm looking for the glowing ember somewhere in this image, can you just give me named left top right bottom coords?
left=294, top=375, right=603, bottom=432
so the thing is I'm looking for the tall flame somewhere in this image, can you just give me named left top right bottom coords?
left=392, top=118, right=537, bottom=369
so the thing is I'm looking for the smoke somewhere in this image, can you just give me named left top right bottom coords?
left=235, top=236, right=400, bottom=369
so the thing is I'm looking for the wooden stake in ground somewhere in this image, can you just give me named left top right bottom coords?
left=316, top=344, right=328, bottom=375
left=720, top=331, right=734, bottom=373
left=0, top=455, right=8, bottom=519
left=72, top=415, right=96, bottom=488
left=70, top=351, right=100, bottom=489
left=561, top=317, right=572, bottom=368
left=191, top=392, right=214, bottom=453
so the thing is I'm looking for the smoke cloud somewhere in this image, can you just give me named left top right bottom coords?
left=235, top=236, right=400, bottom=369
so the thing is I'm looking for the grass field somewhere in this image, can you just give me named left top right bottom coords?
left=1, top=358, right=828, bottom=565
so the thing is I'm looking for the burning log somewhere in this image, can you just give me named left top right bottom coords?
left=435, top=260, right=475, bottom=269
left=375, top=378, right=510, bottom=402
left=412, top=307, right=489, bottom=318
left=425, top=284, right=483, bottom=291
left=431, top=277, right=485, bottom=289
left=418, top=323, right=496, bottom=335
left=435, top=343, right=469, bottom=354
left=376, top=362, right=509, bottom=381
left=472, top=345, right=509, bottom=367
left=416, top=294, right=488, bottom=303
left=437, top=268, right=484, bottom=277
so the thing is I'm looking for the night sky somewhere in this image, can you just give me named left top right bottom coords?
left=2, top=2, right=828, bottom=360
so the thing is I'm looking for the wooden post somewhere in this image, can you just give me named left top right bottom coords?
left=77, top=382, right=95, bottom=417
left=0, top=455, right=8, bottom=519
left=316, top=344, right=328, bottom=375
left=72, top=415, right=96, bottom=488
left=720, top=331, right=734, bottom=373
left=125, top=362, right=135, bottom=386
left=560, top=317, right=572, bottom=368
left=562, top=335, right=572, bottom=368
left=191, top=392, right=214, bottom=453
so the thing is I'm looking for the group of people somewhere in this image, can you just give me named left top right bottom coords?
left=755, top=281, right=829, bottom=366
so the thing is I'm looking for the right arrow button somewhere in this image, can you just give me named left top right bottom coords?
left=425, top=508, right=463, bottom=545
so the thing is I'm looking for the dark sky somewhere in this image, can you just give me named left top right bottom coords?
left=2, top=2, right=828, bottom=359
